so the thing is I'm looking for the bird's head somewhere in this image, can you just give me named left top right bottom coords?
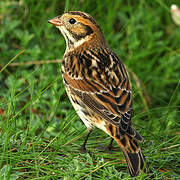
left=48, top=11, right=106, bottom=52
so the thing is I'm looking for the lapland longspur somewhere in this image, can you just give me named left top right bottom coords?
left=48, top=11, right=145, bottom=177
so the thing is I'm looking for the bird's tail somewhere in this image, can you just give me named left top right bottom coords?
left=105, top=123, right=145, bottom=176
left=114, top=133, right=145, bottom=177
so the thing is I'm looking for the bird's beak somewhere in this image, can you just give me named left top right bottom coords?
left=48, top=16, right=63, bottom=26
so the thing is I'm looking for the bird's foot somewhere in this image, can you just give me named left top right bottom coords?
left=79, top=145, right=87, bottom=153
left=106, top=144, right=113, bottom=152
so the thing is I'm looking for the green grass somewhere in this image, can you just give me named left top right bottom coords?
left=0, top=0, right=180, bottom=179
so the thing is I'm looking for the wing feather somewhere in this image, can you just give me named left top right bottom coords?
left=63, top=48, right=134, bottom=136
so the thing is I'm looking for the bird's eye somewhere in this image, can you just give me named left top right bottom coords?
left=69, top=18, right=76, bottom=24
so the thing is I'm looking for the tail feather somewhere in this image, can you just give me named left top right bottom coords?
left=105, top=123, right=145, bottom=176
left=114, top=133, right=145, bottom=177
left=122, top=148, right=145, bottom=177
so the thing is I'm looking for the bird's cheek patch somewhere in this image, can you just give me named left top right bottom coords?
left=84, top=25, right=93, bottom=36
left=68, top=24, right=93, bottom=40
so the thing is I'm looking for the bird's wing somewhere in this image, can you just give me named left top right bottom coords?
left=63, top=48, right=137, bottom=137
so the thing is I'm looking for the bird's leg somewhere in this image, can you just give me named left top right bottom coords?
left=107, top=138, right=114, bottom=151
left=79, top=130, right=92, bottom=152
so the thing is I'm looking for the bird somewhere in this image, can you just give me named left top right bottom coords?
left=48, top=11, right=145, bottom=177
